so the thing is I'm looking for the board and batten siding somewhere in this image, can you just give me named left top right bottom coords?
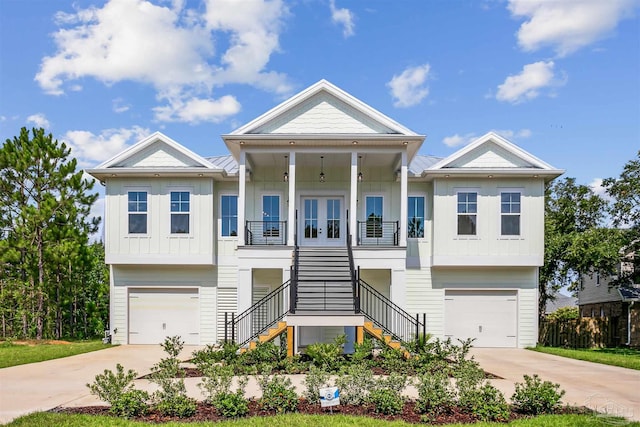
left=110, top=265, right=217, bottom=345
left=105, top=177, right=214, bottom=265
left=432, top=178, right=544, bottom=267
left=405, top=268, right=445, bottom=337
left=431, top=267, right=538, bottom=348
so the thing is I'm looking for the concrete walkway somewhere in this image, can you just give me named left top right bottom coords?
left=470, top=348, right=640, bottom=421
left=0, top=345, right=200, bottom=425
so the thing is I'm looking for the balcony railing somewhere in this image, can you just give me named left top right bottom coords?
left=245, top=221, right=287, bottom=245
left=356, top=220, right=399, bottom=246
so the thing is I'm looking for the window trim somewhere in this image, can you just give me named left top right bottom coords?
left=261, top=193, right=282, bottom=238
left=363, top=194, right=384, bottom=239
left=126, top=188, right=150, bottom=236
left=169, top=189, right=192, bottom=236
left=219, top=193, right=239, bottom=238
left=456, top=189, right=478, bottom=237
left=499, top=189, right=522, bottom=238
left=407, top=194, right=426, bottom=239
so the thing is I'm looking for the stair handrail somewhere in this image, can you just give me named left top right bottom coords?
left=357, top=274, right=424, bottom=343
left=225, top=279, right=290, bottom=347
left=346, top=209, right=359, bottom=313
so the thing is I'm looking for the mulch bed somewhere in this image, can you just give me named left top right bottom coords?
left=54, top=400, right=539, bottom=424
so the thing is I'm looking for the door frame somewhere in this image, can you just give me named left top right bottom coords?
left=298, top=191, right=347, bottom=247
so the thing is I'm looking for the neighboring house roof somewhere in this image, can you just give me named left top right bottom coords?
left=619, top=286, right=640, bottom=302
left=409, top=154, right=443, bottom=176
left=426, top=132, right=564, bottom=181
left=545, top=293, right=578, bottom=314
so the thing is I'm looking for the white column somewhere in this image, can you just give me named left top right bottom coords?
left=287, top=152, right=296, bottom=246
left=237, top=268, right=252, bottom=313
left=350, top=152, right=358, bottom=244
left=399, top=150, right=408, bottom=246
left=282, top=267, right=291, bottom=310
left=238, top=151, right=246, bottom=246
left=390, top=268, right=406, bottom=308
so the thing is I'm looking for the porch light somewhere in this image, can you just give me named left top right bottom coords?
left=319, top=156, right=325, bottom=183
left=283, top=155, right=289, bottom=182
left=358, top=155, right=363, bottom=182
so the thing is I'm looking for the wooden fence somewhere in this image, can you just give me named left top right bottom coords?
left=539, top=318, right=616, bottom=348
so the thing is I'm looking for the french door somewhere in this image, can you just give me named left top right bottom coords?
left=300, top=197, right=344, bottom=246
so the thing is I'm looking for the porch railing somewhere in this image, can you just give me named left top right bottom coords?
left=225, top=280, right=290, bottom=347
left=356, top=220, right=399, bottom=246
left=245, top=220, right=287, bottom=245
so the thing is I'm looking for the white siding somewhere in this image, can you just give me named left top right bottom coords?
left=105, top=177, right=214, bottom=265
left=449, top=142, right=531, bottom=168
left=405, top=268, right=444, bottom=338
left=432, top=178, right=545, bottom=266
left=111, top=286, right=128, bottom=345
left=217, top=287, right=237, bottom=342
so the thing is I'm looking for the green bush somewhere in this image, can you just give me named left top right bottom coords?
left=192, top=342, right=239, bottom=367
left=213, top=391, right=249, bottom=418
left=150, top=336, right=197, bottom=418
left=459, top=383, right=510, bottom=422
left=86, top=363, right=149, bottom=417
left=415, top=370, right=455, bottom=415
left=547, top=306, right=579, bottom=321
left=257, top=373, right=299, bottom=413
left=368, top=388, right=404, bottom=415
left=511, top=374, right=566, bottom=415
left=198, top=364, right=235, bottom=403
left=305, top=334, right=346, bottom=371
left=302, top=366, right=331, bottom=403
left=334, top=363, right=375, bottom=405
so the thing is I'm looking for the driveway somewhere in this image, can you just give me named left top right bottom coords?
left=0, top=345, right=200, bottom=425
left=471, top=348, right=640, bottom=421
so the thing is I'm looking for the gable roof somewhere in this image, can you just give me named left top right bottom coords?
left=222, top=80, right=425, bottom=161
left=86, top=132, right=224, bottom=180
left=425, top=132, right=563, bottom=181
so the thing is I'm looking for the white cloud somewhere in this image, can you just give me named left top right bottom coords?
left=112, top=98, right=130, bottom=113
left=496, top=61, right=564, bottom=104
left=26, top=113, right=51, bottom=129
left=387, top=64, right=431, bottom=108
left=589, top=177, right=613, bottom=201
left=36, top=0, right=292, bottom=123
left=62, top=126, right=150, bottom=166
left=153, top=95, right=241, bottom=124
left=508, top=0, right=637, bottom=57
left=443, top=128, right=532, bottom=147
left=329, top=0, right=355, bottom=38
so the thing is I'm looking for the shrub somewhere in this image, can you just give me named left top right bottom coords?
left=459, top=383, right=510, bottom=422
left=547, top=306, right=579, bottom=321
left=214, top=391, right=249, bottom=418
left=369, top=388, right=404, bottom=415
left=198, top=364, right=235, bottom=403
left=377, top=346, right=409, bottom=374
left=305, top=334, right=346, bottom=371
left=192, top=342, right=239, bottom=368
left=257, top=373, right=298, bottom=413
left=511, top=374, right=565, bottom=415
left=348, top=337, right=373, bottom=366
left=86, top=363, right=149, bottom=417
left=302, top=366, right=332, bottom=403
left=149, top=336, right=197, bottom=417
left=334, top=363, right=375, bottom=405
left=454, top=359, right=485, bottom=397
left=415, top=370, right=455, bottom=416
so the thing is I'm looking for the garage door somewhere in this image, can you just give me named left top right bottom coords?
left=129, top=288, right=199, bottom=345
left=444, top=290, right=517, bottom=347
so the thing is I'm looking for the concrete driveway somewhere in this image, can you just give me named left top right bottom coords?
left=0, top=345, right=200, bottom=425
left=471, top=348, right=640, bottom=421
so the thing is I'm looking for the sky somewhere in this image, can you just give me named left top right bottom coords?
left=1, top=0, right=639, bottom=216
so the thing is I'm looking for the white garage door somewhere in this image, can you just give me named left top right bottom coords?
left=129, top=288, right=200, bottom=345
left=444, top=290, right=517, bottom=348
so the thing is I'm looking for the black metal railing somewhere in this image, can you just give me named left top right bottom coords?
left=224, top=280, right=290, bottom=347
left=245, top=220, right=287, bottom=245
left=356, top=220, right=399, bottom=246
left=346, top=210, right=358, bottom=312
left=290, top=248, right=299, bottom=314
left=356, top=269, right=425, bottom=342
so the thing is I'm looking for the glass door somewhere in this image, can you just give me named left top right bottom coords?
left=301, top=197, right=344, bottom=246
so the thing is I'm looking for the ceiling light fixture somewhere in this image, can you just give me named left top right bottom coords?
left=283, top=155, right=289, bottom=182
left=319, top=156, right=325, bottom=183
left=358, top=155, right=363, bottom=182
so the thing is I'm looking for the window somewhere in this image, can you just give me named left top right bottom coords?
left=128, top=191, right=147, bottom=234
left=500, top=192, right=520, bottom=235
left=408, top=196, right=425, bottom=238
left=221, top=195, right=238, bottom=237
left=170, top=191, right=190, bottom=234
left=457, top=192, right=477, bottom=235
left=262, top=195, right=280, bottom=236
left=365, top=196, right=383, bottom=238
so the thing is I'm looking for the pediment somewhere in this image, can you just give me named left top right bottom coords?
left=447, top=141, right=534, bottom=169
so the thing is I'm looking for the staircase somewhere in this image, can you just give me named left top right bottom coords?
left=294, top=247, right=355, bottom=313
left=363, top=321, right=410, bottom=358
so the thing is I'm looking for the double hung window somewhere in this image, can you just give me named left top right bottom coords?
left=500, top=192, right=520, bottom=236
left=457, top=192, right=477, bottom=235
left=170, top=191, right=190, bottom=234
left=407, top=196, right=425, bottom=238
left=221, top=195, right=238, bottom=237
left=128, top=191, right=147, bottom=234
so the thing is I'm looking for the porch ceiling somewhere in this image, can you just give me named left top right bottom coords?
left=246, top=151, right=399, bottom=169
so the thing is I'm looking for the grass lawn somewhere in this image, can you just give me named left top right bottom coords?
left=6, top=413, right=637, bottom=427
left=0, top=340, right=113, bottom=369
left=530, top=346, right=640, bottom=370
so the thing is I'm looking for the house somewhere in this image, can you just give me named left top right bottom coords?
left=87, top=80, right=563, bottom=350
left=578, top=253, right=640, bottom=347
left=545, top=293, right=578, bottom=315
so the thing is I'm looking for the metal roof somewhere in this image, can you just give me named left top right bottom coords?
left=205, top=155, right=238, bottom=174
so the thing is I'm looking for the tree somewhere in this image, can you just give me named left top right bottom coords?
left=0, top=127, right=103, bottom=339
left=603, top=150, right=640, bottom=286
left=539, top=178, right=623, bottom=318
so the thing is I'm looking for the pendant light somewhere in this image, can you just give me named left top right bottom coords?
left=358, top=155, right=363, bottom=182
left=319, top=156, right=325, bottom=183
left=283, top=155, right=288, bottom=182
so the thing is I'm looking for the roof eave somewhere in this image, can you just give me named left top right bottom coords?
left=421, top=168, right=565, bottom=181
